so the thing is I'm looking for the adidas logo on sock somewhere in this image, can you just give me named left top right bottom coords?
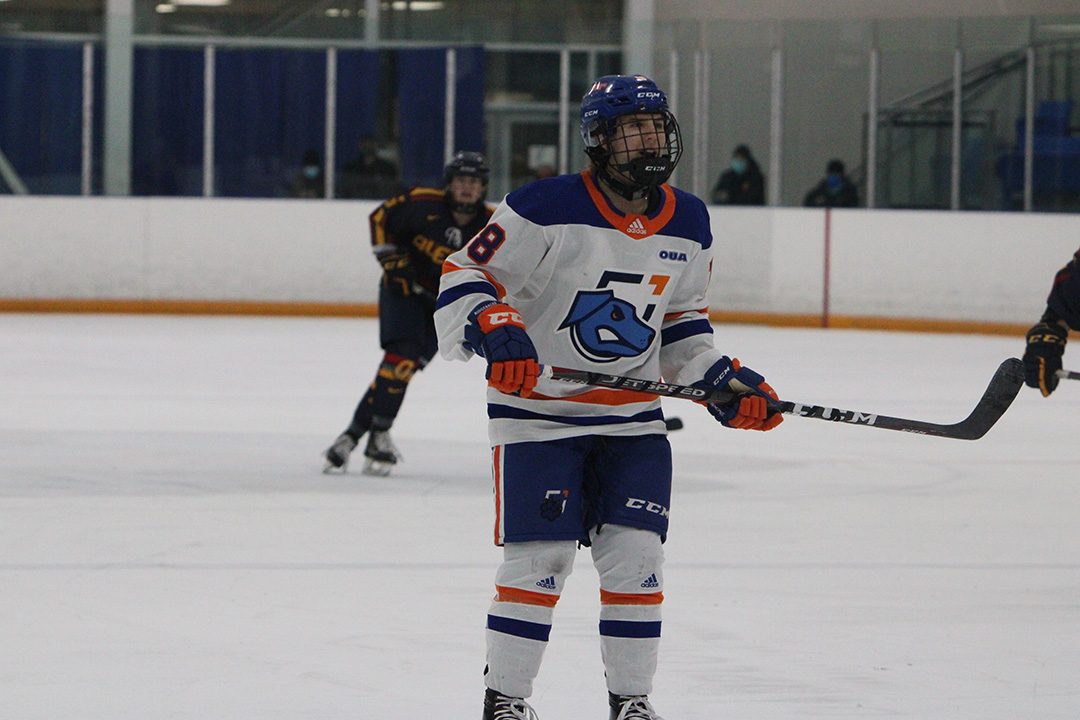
left=640, top=573, right=659, bottom=589
left=626, top=218, right=647, bottom=235
left=535, top=576, right=557, bottom=590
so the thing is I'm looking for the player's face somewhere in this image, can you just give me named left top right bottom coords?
left=449, top=175, right=485, bottom=206
left=607, top=112, right=666, bottom=169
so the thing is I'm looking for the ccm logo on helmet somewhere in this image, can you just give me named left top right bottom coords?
left=638, top=91, right=662, bottom=98
left=658, top=250, right=688, bottom=262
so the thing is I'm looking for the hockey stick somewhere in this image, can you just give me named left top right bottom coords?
left=1056, top=369, right=1080, bottom=381
left=542, top=358, right=1024, bottom=441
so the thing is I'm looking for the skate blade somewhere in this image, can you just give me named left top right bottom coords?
left=322, top=456, right=348, bottom=474
left=362, top=458, right=394, bottom=477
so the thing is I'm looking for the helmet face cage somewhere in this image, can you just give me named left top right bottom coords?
left=580, top=75, right=682, bottom=193
left=589, top=110, right=681, bottom=173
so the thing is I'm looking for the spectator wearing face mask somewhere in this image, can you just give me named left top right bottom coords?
left=803, top=159, right=858, bottom=208
left=289, top=148, right=325, bottom=198
left=711, top=144, right=765, bottom=205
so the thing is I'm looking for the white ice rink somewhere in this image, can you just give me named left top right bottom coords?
left=1, top=314, right=1078, bottom=719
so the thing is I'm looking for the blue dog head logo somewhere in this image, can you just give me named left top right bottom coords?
left=558, top=290, right=655, bottom=363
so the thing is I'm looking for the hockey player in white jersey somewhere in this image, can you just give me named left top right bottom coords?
left=435, top=74, right=783, bottom=720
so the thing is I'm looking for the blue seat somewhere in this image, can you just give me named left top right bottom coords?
left=1015, top=100, right=1074, bottom=143
left=998, top=100, right=1079, bottom=205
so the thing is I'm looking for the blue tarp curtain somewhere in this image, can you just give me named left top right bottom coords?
left=0, top=41, right=85, bottom=194
left=214, top=49, right=327, bottom=197
left=397, top=46, right=485, bottom=188
left=132, top=47, right=204, bottom=196
left=335, top=49, right=379, bottom=173
left=0, top=41, right=485, bottom=197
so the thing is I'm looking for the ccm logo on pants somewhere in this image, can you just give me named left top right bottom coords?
left=625, top=498, right=669, bottom=517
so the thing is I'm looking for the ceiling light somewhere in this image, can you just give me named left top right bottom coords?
left=156, top=3, right=177, bottom=12
left=1041, top=24, right=1080, bottom=35
left=390, top=1, right=445, bottom=10
left=171, top=0, right=232, bottom=6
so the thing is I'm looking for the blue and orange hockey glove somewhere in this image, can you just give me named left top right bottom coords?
left=464, top=301, right=539, bottom=397
left=694, top=356, right=783, bottom=431
left=1023, top=318, right=1068, bottom=397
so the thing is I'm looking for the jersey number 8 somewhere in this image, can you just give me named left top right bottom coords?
left=466, top=224, right=506, bottom=265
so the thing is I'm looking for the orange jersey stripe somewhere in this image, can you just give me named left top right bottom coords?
left=581, top=169, right=676, bottom=240
left=663, top=307, right=708, bottom=321
left=441, top=261, right=507, bottom=299
left=495, top=585, right=560, bottom=608
left=600, top=589, right=664, bottom=605
left=527, top=388, right=658, bottom=406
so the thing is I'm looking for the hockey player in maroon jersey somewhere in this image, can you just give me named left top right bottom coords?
left=1023, top=246, right=1080, bottom=396
left=323, top=152, right=494, bottom=475
left=437, top=75, right=783, bottom=720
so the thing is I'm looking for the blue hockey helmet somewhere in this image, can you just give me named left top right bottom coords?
left=579, top=75, right=681, bottom=198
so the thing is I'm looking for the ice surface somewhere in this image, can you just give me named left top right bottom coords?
left=1, top=314, right=1077, bottom=719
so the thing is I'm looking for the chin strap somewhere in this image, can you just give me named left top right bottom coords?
left=596, top=165, right=651, bottom=201
left=595, top=154, right=674, bottom=201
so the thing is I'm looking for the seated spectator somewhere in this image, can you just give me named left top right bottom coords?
left=341, top=136, right=399, bottom=199
left=803, top=159, right=859, bottom=208
left=289, top=148, right=325, bottom=198
left=711, top=144, right=765, bottom=205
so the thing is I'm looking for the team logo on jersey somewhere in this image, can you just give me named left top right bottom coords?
left=540, top=489, right=569, bottom=521
left=658, top=249, right=688, bottom=262
left=444, top=226, right=464, bottom=249
left=558, top=289, right=655, bottom=363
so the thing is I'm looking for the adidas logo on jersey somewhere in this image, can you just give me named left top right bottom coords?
left=535, top=576, right=557, bottom=590
left=640, top=573, right=659, bottom=589
left=625, top=218, right=647, bottom=235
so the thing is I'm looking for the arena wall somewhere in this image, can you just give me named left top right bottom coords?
left=2, top=196, right=1077, bottom=334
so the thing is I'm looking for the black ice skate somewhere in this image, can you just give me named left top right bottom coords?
left=609, top=693, right=664, bottom=720
left=483, top=688, right=540, bottom=720
left=322, top=432, right=358, bottom=473
left=362, top=429, right=401, bottom=476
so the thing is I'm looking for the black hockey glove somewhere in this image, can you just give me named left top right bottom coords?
left=1022, top=318, right=1068, bottom=397
left=378, top=251, right=419, bottom=297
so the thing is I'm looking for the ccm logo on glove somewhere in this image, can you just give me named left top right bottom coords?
left=465, top=302, right=540, bottom=397
left=481, top=310, right=524, bottom=328
left=694, top=356, right=783, bottom=431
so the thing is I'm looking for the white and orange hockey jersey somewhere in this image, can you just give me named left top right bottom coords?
left=435, top=169, right=725, bottom=446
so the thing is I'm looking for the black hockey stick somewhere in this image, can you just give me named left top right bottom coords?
left=542, top=358, right=1024, bottom=441
left=1056, top=369, right=1080, bottom=381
